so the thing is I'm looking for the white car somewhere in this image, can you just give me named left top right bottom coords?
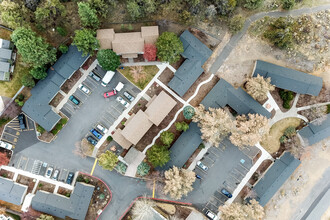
left=116, top=96, right=130, bottom=108
left=0, top=141, right=13, bottom=150
left=96, top=124, right=108, bottom=134
left=52, top=169, right=60, bottom=180
left=206, top=210, right=219, bottom=220
left=78, top=83, right=91, bottom=94
left=45, top=167, right=54, bottom=178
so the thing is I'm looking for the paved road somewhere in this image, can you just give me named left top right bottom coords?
left=209, top=4, right=330, bottom=74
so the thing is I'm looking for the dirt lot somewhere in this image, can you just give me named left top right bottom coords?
left=16, top=175, right=36, bottom=194
left=60, top=70, right=83, bottom=94
left=37, top=181, right=55, bottom=193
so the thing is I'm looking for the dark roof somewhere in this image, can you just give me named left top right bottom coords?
left=168, top=30, right=212, bottom=97
left=201, top=79, right=271, bottom=118
left=254, top=152, right=301, bottom=206
left=0, top=61, right=10, bottom=73
left=253, top=60, right=323, bottom=96
left=161, top=122, right=202, bottom=170
left=0, top=48, right=12, bottom=60
left=23, top=45, right=88, bottom=131
left=298, top=114, right=330, bottom=145
left=0, top=39, right=12, bottom=49
left=31, top=182, right=94, bottom=220
left=0, top=176, right=27, bottom=205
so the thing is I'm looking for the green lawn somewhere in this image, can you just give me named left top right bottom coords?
left=117, top=65, right=159, bottom=90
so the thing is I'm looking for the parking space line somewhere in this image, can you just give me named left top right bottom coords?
left=204, top=155, right=215, bottom=163
left=212, top=195, right=224, bottom=204
left=206, top=201, right=218, bottom=209
left=101, top=116, right=113, bottom=125
left=1, top=138, right=15, bottom=145
left=3, top=132, right=18, bottom=138
left=195, top=166, right=208, bottom=174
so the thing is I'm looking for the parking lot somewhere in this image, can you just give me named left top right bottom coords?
left=188, top=138, right=260, bottom=214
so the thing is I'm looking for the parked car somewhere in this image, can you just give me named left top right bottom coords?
left=89, top=71, right=101, bottom=81
left=103, top=89, right=117, bottom=98
left=45, top=166, right=54, bottom=178
left=123, top=91, right=135, bottom=102
left=196, top=174, right=202, bottom=179
left=116, top=96, right=130, bottom=108
left=66, top=172, right=74, bottom=185
left=101, top=71, right=115, bottom=87
left=221, top=188, right=232, bottom=198
left=87, top=136, right=98, bottom=146
left=69, top=95, right=80, bottom=105
left=96, top=124, right=108, bottom=134
left=0, top=141, right=13, bottom=150
left=115, top=82, right=124, bottom=92
left=78, top=83, right=91, bottom=94
left=90, top=129, right=103, bottom=139
left=197, top=161, right=209, bottom=171
left=52, top=169, right=60, bottom=180
left=205, top=210, right=218, bottom=220
left=18, top=114, right=26, bottom=130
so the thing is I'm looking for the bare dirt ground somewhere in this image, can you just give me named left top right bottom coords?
left=264, top=138, right=330, bottom=220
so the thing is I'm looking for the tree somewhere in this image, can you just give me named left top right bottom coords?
left=146, top=144, right=170, bottom=167
left=164, top=166, right=196, bottom=199
left=183, top=106, right=195, bottom=120
left=131, top=199, right=155, bottom=220
left=0, top=0, right=28, bottom=29
left=21, top=74, right=35, bottom=88
left=72, top=29, right=99, bottom=56
left=35, top=0, right=66, bottom=29
left=264, top=17, right=295, bottom=49
left=87, top=0, right=111, bottom=18
left=243, top=0, right=264, bottom=9
left=205, top=5, right=217, bottom=19
left=216, top=0, right=237, bottom=15
left=11, top=27, right=57, bottom=67
left=78, top=2, right=99, bottom=29
left=137, top=162, right=150, bottom=176
left=143, top=44, right=157, bottom=61
left=30, top=66, right=47, bottom=80
left=59, top=44, right=69, bottom=54
left=245, top=74, right=275, bottom=102
left=127, top=0, right=142, bottom=20
left=98, top=150, right=118, bottom=171
left=282, top=0, right=295, bottom=9
left=156, top=32, right=184, bottom=64
left=193, top=105, right=235, bottom=147
left=0, top=152, right=9, bottom=166
left=230, top=113, right=270, bottom=148
left=229, top=15, right=245, bottom=34
left=160, top=131, right=175, bottom=146
left=219, top=199, right=265, bottom=220
left=37, top=215, right=54, bottom=220
left=97, top=49, right=120, bottom=71
left=283, top=134, right=305, bottom=158
left=175, top=122, right=189, bottom=132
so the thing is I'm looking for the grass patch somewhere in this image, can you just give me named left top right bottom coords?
left=51, top=118, right=68, bottom=135
left=261, top=117, right=302, bottom=154
left=0, top=55, right=31, bottom=97
left=117, top=65, right=159, bottom=90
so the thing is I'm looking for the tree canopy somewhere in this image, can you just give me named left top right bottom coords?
left=175, top=121, right=189, bottom=132
left=97, top=49, right=121, bottom=71
left=11, top=27, right=57, bottom=67
left=35, top=0, right=66, bottom=29
left=30, top=66, right=47, bottom=80
left=98, top=150, right=118, bottom=171
left=143, top=44, right=157, bottom=61
left=0, top=0, right=28, bottom=29
left=183, top=106, right=195, bottom=120
left=146, top=144, right=170, bottom=167
left=219, top=199, right=265, bottom=220
left=160, top=131, right=175, bottom=146
left=78, top=2, right=99, bottom=29
left=72, top=29, right=99, bottom=56
left=156, top=32, right=184, bottom=64
left=245, top=74, right=275, bottom=102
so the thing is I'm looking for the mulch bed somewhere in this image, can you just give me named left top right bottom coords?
left=145, top=82, right=163, bottom=98
left=270, top=88, right=296, bottom=112
left=37, top=181, right=55, bottom=193
left=133, top=54, right=146, bottom=62
left=82, top=55, right=96, bottom=70
left=49, top=93, right=64, bottom=108
left=57, top=187, right=72, bottom=197
left=188, top=75, right=219, bottom=107
left=157, top=67, right=174, bottom=85
left=60, top=70, right=83, bottom=94
left=183, top=147, right=202, bottom=169
left=38, top=131, right=54, bottom=143
left=0, top=169, right=14, bottom=179
left=249, top=159, right=273, bottom=186
left=128, top=97, right=148, bottom=115
left=16, top=175, right=35, bottom=194
left=171, top=57, right=185, bottom=70
left=296, top=85, right=330, bottom=107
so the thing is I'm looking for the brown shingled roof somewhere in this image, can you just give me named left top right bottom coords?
left=112, top=129, right=132, bottom=149
left=145, top=91, right=177, bottom=126
left=141, top=26, right=159, bottom=44
left=96, top=29, right=115, bottom=49
left=112, top=32, right=144, bottom=55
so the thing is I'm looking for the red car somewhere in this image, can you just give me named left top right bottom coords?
left=103, top=89, right=117, bottom=98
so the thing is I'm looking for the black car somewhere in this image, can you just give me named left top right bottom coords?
left=18, top=114, right=26, bottom=130
left=221, top=188, right=232, bottom=198
left=66, top=172, right=74, bottom=184
left=87, top=136, right=98, bottom=146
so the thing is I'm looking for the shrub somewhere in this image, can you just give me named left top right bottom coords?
left=243, top=0, right=264, bottom=9
left=51, top=118, right=68, bottom=135
left=279, top=89, right=294, bottom=109
left=21, top=74, right=35, bottom=88
left=56, top=26, right=67, bottom=36
left=147, top=145, right=170, bottom=167
left=282, top=0, right=295, bottom=9
left=175, top=121, right=189, bottom=132
left=17, top=94, right=24, bottom=101
left=283, top=101, right=291, bottom=109
left=0, top=117, right=10, bottom=127
left=59, top=44, right=69, bottom=54
left=160, top=131, right=175, bottom=146
left=327, top=104, right=330, bottom=114
left=180, top=10, right=192, bottom=25
left=115, top=162, right=127, bottom=174
left=76, top=175, right=84, bottom=182
left=107, top=136, right=113, bottom=142
left=229, top=15, right=245, bottom=34
left=284, top=126, right=296, bottom=138
left=15, top=99, right=24, bottom=106
left=183, top=106, right=195, bottom=120
left=198, top=143, right=205, bottom=149
left=65, top=193, right=70, bottom=197
left=84, top=178, right=90, bottom=183
left=38, top=183, right=43, bottom=187
left=264, top=17, right=295, bottom=49
left=137, top=162, right=150, bottom=176
left=279, top=135, right=287, bottom=143
left=30, top=66, right=47, bottom=80
left=37, top=125, right=45, bottom=134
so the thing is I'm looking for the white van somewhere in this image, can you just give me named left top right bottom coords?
left=115, top=82, right=124, bottom=92
left=101, top=71, right=115, bottom=87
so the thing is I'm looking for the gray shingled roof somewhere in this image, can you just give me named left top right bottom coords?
left=0, top=39, right=12, bottom=49
left=201, top=79, right=271, bottom=118
left=0, top=48, right=12, bottom=60
left=161, top=122, right=202, bottom=170
left=31, top=182, right=94, bottom=220
left=168, top=30, right=212, bottom=97
left=0, top=176, right=27, bottom=205
left=254, top=152, right=301, bottom=206
left=253, top=60, right=323, bottom=96
left=298, top=114, right=330, bottom=146
left=22, top=45, right=88, bottom=131
left=0, top=61, right=10, bottom=73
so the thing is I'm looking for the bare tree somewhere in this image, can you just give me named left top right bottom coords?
left=245, top=74, right=275, bottom=102
left=129, top=66, right=146, bottom=81
left=219, top=199, right=265, bottom=220
left=305, top=106, right=327, bottom=124
left=131, top=198, right=155, bottom=220
left=164, top=166, right=196, bottom=200
left=193, top=104, right=235, bottom=147
left=230, top=113, right=270, bottom=148
left=284, top=135, right=305, bottom=159
left=73, top=139, right=94, bottom=158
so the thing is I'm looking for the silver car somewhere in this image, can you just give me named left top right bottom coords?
left=78, top=83, right=91, bottom=94
left=116, top=96, right=130, bottom=108
left=52, top=169, right=60, bottom=180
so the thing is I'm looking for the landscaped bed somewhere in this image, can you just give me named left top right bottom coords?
left=37, top=181, right=55, bottom=193
left=117, top=65, right=159, bottom=90
left=37, top=116, right=68, bottom=142
left=260, top=117, right=302, bottom=154
left=16, top=175, right=36, bottom=194
left=0, top=169, right=14, bottom=179
left=57, top=187, right=72, bottom=197
left=296, top=85, right=330, bottom=107
left=60, top=70, right=83, bottom=94
left=270, top=88, right=296, bottom=112
left=49, top=93, right=64, bottom=108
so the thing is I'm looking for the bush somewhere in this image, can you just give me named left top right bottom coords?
left=84, top=178, right=90, bottom=183
left=56, top=26, right=67, bottom=36
left=198, top=143, right=205, bottom=149
left=264, top=17, right=295, bottom=49
left=116, top=162, right=127, bottom=174
left=243, top=0, right=264, bottom=9
left=283, top=101, right=291, bottom=109
left=147, top=145, right=170, bottom=167
left=21, top=74, right=35, bottom=88
left=279, top=135, right=287, bottom=143
left=65, top=193, right=70, bottom=197
left=284, top=126, right=296, bottom=138
left=183, top=106, right=195, bottom=120
left=76, top=175, right=84, bottom=182
left=15, top=99, right=24, bottom=106
left=17, top=94, right=25, bottom=101
left=59, top=44, right=69, bottom=54
left=327, top=104, right=330, bottom=114
left=0, top=117, right=10, bottom=127
left=30, top=66, right=47, bottom=80
left=137, top=162, right=150, bottom=176
left=229, top=15, right=245, bottom=34
left=282, top=0, right=295, bottom=9
left=37, top=125, right=45, bottom=134
left=175, top=121, right=189, bottom=132
left=38, top=183, right=43, bottom=187
left=180, top=10, right=192, bottom=25
left=160, top=131, right=175, bottom=146
left=107, top=136, right=113, bottom=142
left=51, top=118, right=68, bottom=135
left=279, top=89, right=294, bottom=102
